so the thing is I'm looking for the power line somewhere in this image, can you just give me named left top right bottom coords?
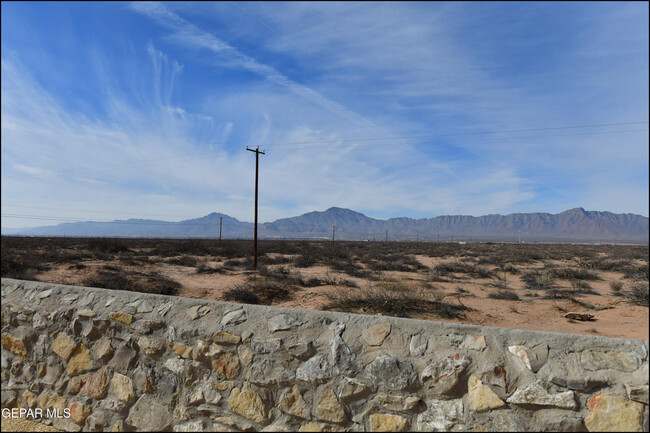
left=2, top=122, right=646, bottom=181
left=261, top=121, right=649, bottom=147
left=261, top=128, right=648, bottom=151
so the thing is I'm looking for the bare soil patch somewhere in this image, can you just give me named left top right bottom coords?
left=2, top=237, right=648, bottom=340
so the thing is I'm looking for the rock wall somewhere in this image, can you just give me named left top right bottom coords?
left=1, top=278, right=648, bottom=432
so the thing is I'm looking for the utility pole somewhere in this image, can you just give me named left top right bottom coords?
left=219, top=217, right=223, bottom=246
left=385, top=230, right=388, bottom=242
left=246, top=146, right=265, bottom=269
left=332, top=225, right=336, bottom=242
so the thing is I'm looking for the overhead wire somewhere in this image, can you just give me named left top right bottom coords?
left=1, top=121, right=647, bottom=181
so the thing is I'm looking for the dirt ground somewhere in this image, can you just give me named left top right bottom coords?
left=3, top=238, right=648, bottom=340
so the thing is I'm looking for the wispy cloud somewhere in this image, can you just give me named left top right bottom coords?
left=129, top=1, right=374, bottom=129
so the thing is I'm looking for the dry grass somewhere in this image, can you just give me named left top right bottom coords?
left=324, top=282, right=467, bottom=319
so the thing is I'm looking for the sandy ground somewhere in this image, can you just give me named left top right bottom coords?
left=32, top=253, right=649, bottom=340
left=0, top=418, right=59, bottom=432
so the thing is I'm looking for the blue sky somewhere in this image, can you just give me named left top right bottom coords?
left=2, top=1, right=648, bottom=228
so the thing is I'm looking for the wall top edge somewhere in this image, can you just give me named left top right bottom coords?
left=2, top=278, right=648, bottom=347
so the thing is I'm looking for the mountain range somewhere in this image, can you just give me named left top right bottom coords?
left=2, top=207, right=648, bottom=243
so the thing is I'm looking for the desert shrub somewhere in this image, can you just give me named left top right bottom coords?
left=87, top=238, right=130, bottom=253
left=168, top=255, right=198, bottom=267
left=329, top=259, right=377, bottom=279
left=366, top=254, right=427, bottom=273
left=501, top=263, right=520, bottom=274
left=302, top=277, right=325, bottom=287
left=580, top=258, right=632, bottom=272
left=222, top=288, right=260, bottom=304
left=260, top=254, right=294, bottom=265
left=432, top=261, right=475, bottom=276
left=623, top=283, right=649, bottom=307
left=82, top=271, right=180, bottom=295
left=488, top=291, right=520, bottom=301
left=624, top=264, right=649, bottom=281
left=0, top=251, right=50, bottom=280
left=551, top=267, right=600, bottom=281
left=427, top=268, right=449, bottom=282
left=294, top=253, right=317, bottom=268
left=222, top=257, right=253, bottom=271
left=226, top=279, right=297, bottom=305
left=610, top=281, right=624, bottom=292
left=83, top=271, right=131, bottom=291
left=568, top=279, right=597, bottom=294
left=257, top=265, right=304, bottom=285
left=195, top=262, right=227, bottom=274
left=522, top=271, right=556, bottom=290
left=324, top=285, right=466, bottom=319
left=321, top=273, right=358, bottom=287
left=471, top=265, right=495, bottom=278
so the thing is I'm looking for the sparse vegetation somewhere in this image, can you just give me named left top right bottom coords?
left=550, top=267, right=601, bottom=281
left=82, top=270, right=180, bottom=296
left=2, top=236, right=647, bottom=338
left=224, top=279, right=297, bottom=305
left=522, top=271, right=557, bottom=290
left=622, top=283, right=649, bottom=307
left=610, top=281, right=624, bottom=292
left=488, top=290, right=520, bottom=301
left=324, top=284, right=466, bottom=319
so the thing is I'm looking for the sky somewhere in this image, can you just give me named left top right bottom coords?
left=1, top=1, right=648, bottom=229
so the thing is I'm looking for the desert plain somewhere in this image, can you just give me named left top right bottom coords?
left=2, top=236, right=648, bottom=340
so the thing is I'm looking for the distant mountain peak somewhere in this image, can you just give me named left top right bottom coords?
left=4, top=208, right=647, bottom=242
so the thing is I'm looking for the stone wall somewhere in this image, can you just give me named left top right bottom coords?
left=1, top=278, right=648, bottom=432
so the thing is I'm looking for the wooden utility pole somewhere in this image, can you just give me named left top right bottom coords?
left=246, top=146, right=265, bottom=269
left=385, top=230, right=388, bottom=242
left=219, top=217, right=223, bottom=245
left=332, top=225, right=336, bottom=242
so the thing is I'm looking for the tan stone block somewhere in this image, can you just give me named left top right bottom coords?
left=215, top=381, right=236, bottom=391
left=467, top=375, right=506, bottom=413
left=69, top=401, right=91, bottom=424
left=339, top=379, right=368, bottom=401
left=113, top=372, right=135, bottom=402
left=52, top=332, right=78, bottom=361
left=585, top=392, right=643, bottom=432
left=213, top=331, right=242, bottom=345
left=173, top=343, right=197, bottom=360
left=38, top=393, right=67, bottom=411
left=1, top=332, right=29, bottom=360
left=213, top=353, right=240, bottom=379
left=369, top=413, right=408, bottom=432
left=138, top=336, right=165, bottom=357
left=228, top=383, right=268, bottom=424
left=298, top=422, right=341, bottom=432
left=67, top=344, right=93, bottom=376
left=316, top=388, right=347, bottom=423
left=238, top=345, right=254, bottom=366
left=278, top=385, right=310, bottom=419
left=22, top=391, right=37, bottom=408
left=112, top=421, right=124, bottom=432
left=67, top=376, right=83, bottom=395
left=109, top=312, right=133, bottom=326
left=362, top=323, right=391, bottom=346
